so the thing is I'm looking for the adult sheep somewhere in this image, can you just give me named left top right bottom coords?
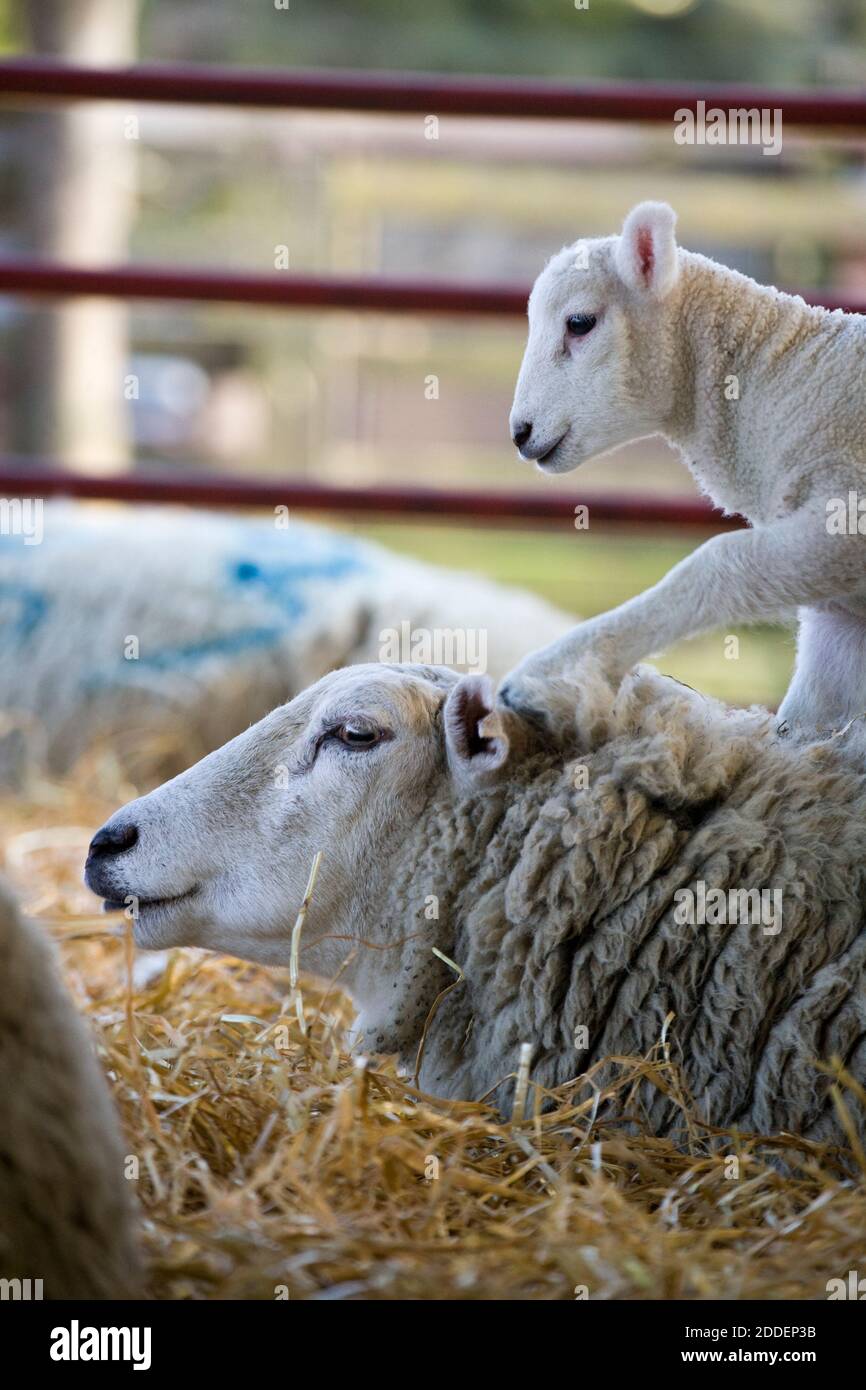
left=84, top=661, right=866, bottom=1151
left=0, top=501, right=573, bottom=782
left=0, top=880, right=141, bottom=1297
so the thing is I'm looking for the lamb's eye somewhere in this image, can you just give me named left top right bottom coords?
left=566, top=313, right=597, bottom=337
left=335, top=723, right=381, bottom=750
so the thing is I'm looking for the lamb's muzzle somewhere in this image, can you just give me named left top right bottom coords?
left=86, top=659, right=866, bottom=1153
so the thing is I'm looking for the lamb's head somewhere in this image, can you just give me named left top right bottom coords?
left=83, top=663, right=535, bottom=976
left=509, top=200, right=682, bottom=474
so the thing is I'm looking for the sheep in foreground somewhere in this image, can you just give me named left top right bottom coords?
left=0, top=880, right=141, bottom=1297
left=504, top=200, right=866, bottom=742
left=85, top=660, right=866, bottom=1150
left=0, top=501, right=573, bottom=781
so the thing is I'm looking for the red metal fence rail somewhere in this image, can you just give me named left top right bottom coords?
left=0, top=60, right=863, bottom=528
left=2, top=59, right=866, bottom=125
left=0, top=260, right=863, bottom=319
left=0, top=462, right=747, bottom=531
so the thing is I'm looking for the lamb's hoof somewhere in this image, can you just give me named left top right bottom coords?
left=498, top=679, right=551, bottom=731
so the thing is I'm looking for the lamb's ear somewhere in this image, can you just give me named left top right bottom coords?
left=614, top=201, right=679, bottom=299
left=444, top=675, right=510, bottom=787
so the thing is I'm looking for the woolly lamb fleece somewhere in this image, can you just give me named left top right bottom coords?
left=414, top=664, right=866, bottom=1149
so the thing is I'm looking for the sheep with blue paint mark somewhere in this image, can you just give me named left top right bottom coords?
left=0, top=502, right=574, bottom=781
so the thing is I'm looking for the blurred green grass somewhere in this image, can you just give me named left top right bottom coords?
left=343, top=521, right=793, bottom=708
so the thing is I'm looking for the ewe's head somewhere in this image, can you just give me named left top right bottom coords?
left=510, top=200, right=682, bottom=474
left=84, top=663, right=534, bottom=973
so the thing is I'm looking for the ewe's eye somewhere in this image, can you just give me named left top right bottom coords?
left=566, top=313, right=597, bottom=338
left=334, top=723, right=382, bottom=750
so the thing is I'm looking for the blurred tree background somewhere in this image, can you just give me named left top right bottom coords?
left=1, top=0, right=864, bottom=703
left=140, top=0, right=866, bottom=87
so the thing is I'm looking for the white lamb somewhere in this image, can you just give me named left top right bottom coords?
left=84, top=661, right=866, bottom=1150
left=503, top=201, right=866, bottom=741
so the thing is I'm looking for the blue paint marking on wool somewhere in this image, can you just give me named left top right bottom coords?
left=0, top=580, right=50, bottom=640
left=226, top=542, right=367, bottom=624
left=84, top=529, right=371, bottom=688
left=82, top=623, right=296, bottom=692
left=228, top=559, right=304, bottom=622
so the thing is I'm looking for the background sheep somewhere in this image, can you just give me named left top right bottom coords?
left=0, top=501, right=574, bottom=782
left=85, top=659, right=866, bottom=1153
left=0, top=879, right=141, bottom=1298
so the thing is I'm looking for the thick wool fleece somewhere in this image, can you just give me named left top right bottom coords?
left=0, top=882, right=141, bottom=1297
left=395, top=667, right=866, bottom=1147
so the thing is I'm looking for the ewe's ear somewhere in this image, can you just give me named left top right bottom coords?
left=614, top=201, right=679, bottom=299
left=444, top=675, right=510, bottom=787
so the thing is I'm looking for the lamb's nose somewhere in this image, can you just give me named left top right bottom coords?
left=512, top=420, right=533, bottom=449
left=88, top=822, right=138, bottom=859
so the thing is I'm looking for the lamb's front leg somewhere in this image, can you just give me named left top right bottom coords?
left=778, top=603, right=866, bottom=742
left=500, top=507, right=865, bottom=715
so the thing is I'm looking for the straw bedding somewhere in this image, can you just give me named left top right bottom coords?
left=2, top=750, right=865, bottom=1302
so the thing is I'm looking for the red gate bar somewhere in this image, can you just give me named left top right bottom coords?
left=0, top=58, right=855, bottom=526
left=1, top=59, right=865, bottom=127
left=0, top=260, right=861, bottom=318
left=0, top=462, right=745, bottom=531
left=0, top=261, right=527, bottom=315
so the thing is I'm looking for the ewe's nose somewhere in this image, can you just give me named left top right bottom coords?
left=88, top=821, right=139, bottom=859
left=511, top=420, right=533, bottom=449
